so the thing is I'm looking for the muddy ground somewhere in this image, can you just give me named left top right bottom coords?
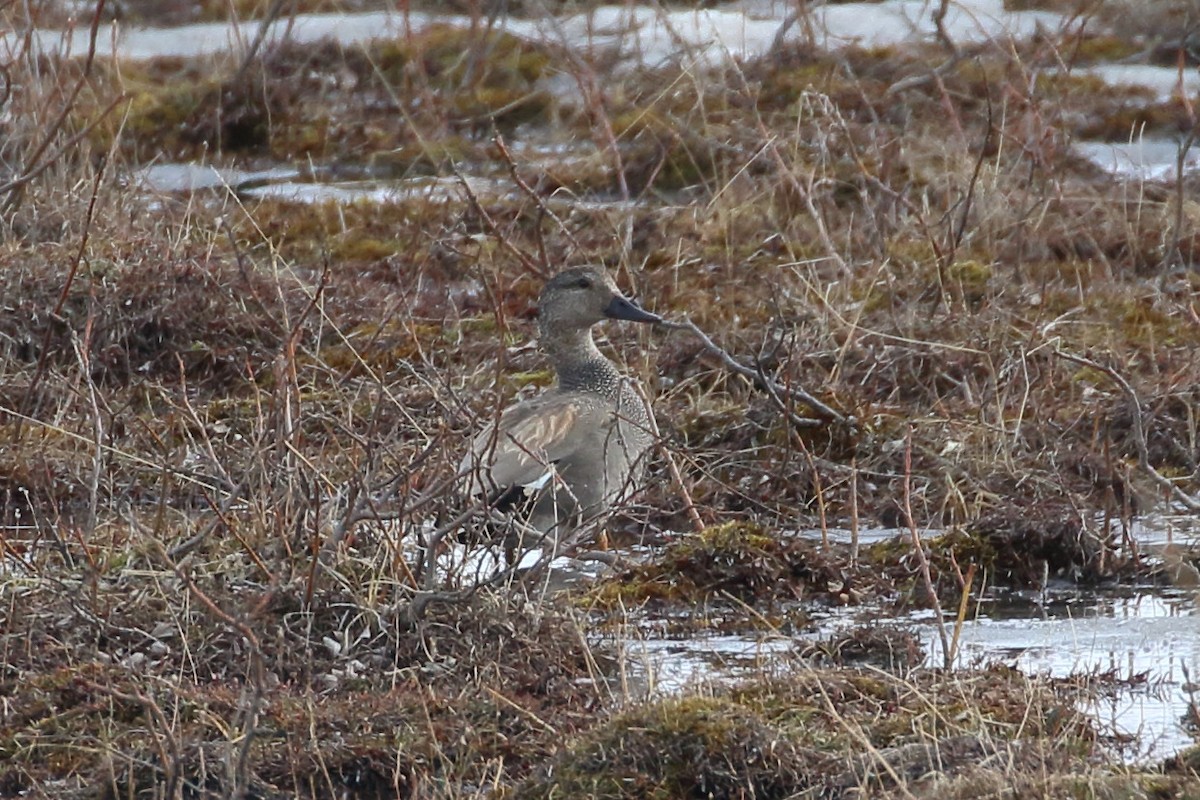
left=1, top=0, right=1199, bottom=797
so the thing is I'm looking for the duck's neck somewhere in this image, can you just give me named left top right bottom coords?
left=541, top=325, right=622, bottom=394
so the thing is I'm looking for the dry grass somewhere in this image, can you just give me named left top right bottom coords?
left=1, top=0, right=1198, bottom=796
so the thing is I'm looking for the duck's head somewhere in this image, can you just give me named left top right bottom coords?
left=537, top=266, right=661, bottom=334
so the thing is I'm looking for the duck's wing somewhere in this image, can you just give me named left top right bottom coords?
left=462, top=394, right=591, bottom=499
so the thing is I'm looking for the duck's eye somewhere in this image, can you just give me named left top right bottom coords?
left=576, top=277, right=592, bottom=289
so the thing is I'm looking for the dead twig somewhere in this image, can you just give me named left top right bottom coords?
left=1055, top=350, right=1200, bottom=512
left=493, top=133, right=587, bottom=260
left=453, top=165, right=542, bottom=276
left=231, top=0, right=294, bottom=85
left=83, top=681, right=184, bottom=798
left=886, top=0, right=966, bottom=96
left=15, top=104, right=119, bottom=432
left=948, top=563, right=976, bottom=668
left=637, top=380, right=704, bottom=534
left=903, top=426, right=952, bottom=668
left=153, top=541, right=267, bottom=800
left=0, top=0, right=114, bottom=213
left=657, top=317, right=846, bottom=427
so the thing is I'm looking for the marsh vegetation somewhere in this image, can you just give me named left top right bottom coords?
left=1, top=0, right=1198, bottom=796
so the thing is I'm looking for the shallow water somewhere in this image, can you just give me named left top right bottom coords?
left=240, top=175, right=508, bottom=204
left=17, top=0, right=1195, bottom=117
left=1129, top=512, right=1200, bottom=550
left=91, top=0, right=1196, bottom=200
left=933, top=585, right=1200, bottom=762
left=1087, top=64, right=1200, bottom=104
left=18, top=0, right=1064, bottom=64
left=623, top=632, right=797, bottom=694
left=619, top=584, right=1200, bottom=762
left=137, top=135, right=1197, bottom=205
left=619, top=513, right=1200, bottom=762
left=133, top=162, right=301, bottom=193
left=1075, top=137, right=1200, bottom=182
left=27, top=0, right=1200, bottom=759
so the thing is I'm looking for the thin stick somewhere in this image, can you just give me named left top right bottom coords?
left=849, top=457, right=860, bottom=567
left=948, top=562, right=976, bottom=668
left=657, top=317, right=845, bottom=426
left=800, top=441, right=828, bottom=551
left=493, top=133, right=585, bottom=258
left=453, top=165, right=542, bottom=275
left=639, top=384, right=704, bottom=534
left=903, top=426, right=951, bottom=668
left=1055, top=350, right=1200, bottom=512
left=15, top=99, right=121, bottom=431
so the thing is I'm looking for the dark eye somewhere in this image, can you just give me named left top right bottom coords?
left=576, top=277, right=592, bottom=289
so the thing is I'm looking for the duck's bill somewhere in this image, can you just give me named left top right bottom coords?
left=604, top=295, right=662, bottom=324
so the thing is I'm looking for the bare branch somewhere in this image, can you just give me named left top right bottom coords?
left=1055, top=350, right=1200, bottom=512
left=657, top=317, right=848, bottom=427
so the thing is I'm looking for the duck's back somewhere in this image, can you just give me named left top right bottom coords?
left=462, top=376, right=652, bottom=535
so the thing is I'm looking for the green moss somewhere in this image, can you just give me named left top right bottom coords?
left=453, top=87, right=552, bottom=125
left=409, top=25, right=549, bottom=86
left=311, top=320, right=447, bottom=374
left=584, top=573, right=680, bottom=610
left=458, top=316, right=499, bottom=334
left=886, top=240, right=938, bottom=267
left=329, top=236, right=402, bottom=262
left=947, top=258, right=993, bottom=288
left=274, top=117, right=331, bottom=156
left=505, top=369, right=553, bottom=389
left=116, top=77, right=221, bottom=155
left=950, top=57, right=997, bottom=89
left=367, top=25, right=554, bottom=126
left=609, top=107, right=723, bottom=191
left=519, top=695, right=807, bottom=800
left=1071, top=35, right=1143, bottom=63
left=763, top=62, right=835, bottom=101
left=681, top=520, right=775, bottom=553
left=587, top=522, right=840, bottom=614
left=944, top=258, right=996, bottom=306
left=864, top=528, right=998, bottom=600
left=1033, top=71, right=1111, bottom=97
left=1069, top=366, right=1110, bottom=388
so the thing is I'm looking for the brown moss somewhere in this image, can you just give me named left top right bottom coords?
left=796, top=625, right=926, bottom=671
left=518, top=695, right=817, bottom=800
left=520, top=666, right=1110, bottom=800
left=83, top=28, right=562, bottom=161
left=588, top=523, right=883, bottom=618
left=0, top=249, right=290, bottom=386
left=1076, top=102, right=1193, bottom=140
left=1069, top=35, right=1145, bottom=64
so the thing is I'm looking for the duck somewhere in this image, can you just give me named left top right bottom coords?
left=461, top=266, right=661, bottom=555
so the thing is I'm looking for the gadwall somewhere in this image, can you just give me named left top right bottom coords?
left=462, top=266, right=661, bottom=551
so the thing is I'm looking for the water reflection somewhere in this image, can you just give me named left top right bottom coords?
left=21, top=1, right=1066, bottom=65
left=621, top=516, right=1200, bottom=762
left=625, top=634, right=795, bottom=694
left=1086, top=64, right=1200, bottom=103
left=1075, top=138, right=1200, bottom=182
left=925, top=586, right=1200, bottom=761
left=15, top=0, right=1195, bottom=117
